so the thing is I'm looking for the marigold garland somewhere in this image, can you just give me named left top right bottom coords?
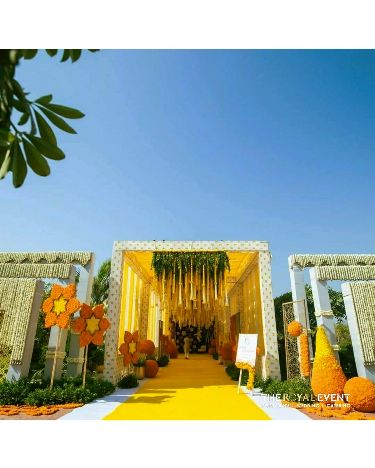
left=287, top=321, right=303, bottom=337
left=0, top=403, right=83, bottom=417
left=236, top=361, right=256, bottom=390
left=42, top=283, right=81, bottom=329
left=299, top=332, right=310, bottom=377
left=311, top=326, right=346, bottom=403
left=282, top=401, right=368, bottom=420
left=72, top=303, right=110, bottom=347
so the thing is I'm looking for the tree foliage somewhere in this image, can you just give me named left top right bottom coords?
left=274, top=284, right=347, bottom=341
left=0, top=49, right=98, bottom=187
left=91, top=259, right=111, bottom=306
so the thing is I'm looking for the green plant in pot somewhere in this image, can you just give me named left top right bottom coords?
left=133, top=354, right=146, bottom=380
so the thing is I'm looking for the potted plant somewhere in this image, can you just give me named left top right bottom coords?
left=133, top=353, right=146, bottom=379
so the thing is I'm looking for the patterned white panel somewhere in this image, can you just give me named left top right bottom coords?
left=114, top=240, right=269, bottom=252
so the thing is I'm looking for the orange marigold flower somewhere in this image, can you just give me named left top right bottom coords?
left=56, top=312, right=71, bottom=329
left=93, top=304, right=104, bottom=319
left=73, top=303, right=110, bottom=347
left=92, top=330, right=104, bottom=346
left=42, top=297, right=54, bottom=313
left=42, top=283, right=80, bottom=329
left=62, top=283, right=76, bottom=300
left=119, top=330, right=140, bottom=367
left=66, top=298, right=81, bottom=314
left=288, top=320, right=303, bottom=337
left=80, top=303, right=92, bottom=319
left=72, top=317, right=86, bottom=333
left=119, top=342, right=128, bottom=355
left=45, top=312, right=57, bottom=328
left=99, top=317, right=110, bottom=331
left=50, top=284, right=64, bottom=299
left=79, top=330, right=92, bottom=347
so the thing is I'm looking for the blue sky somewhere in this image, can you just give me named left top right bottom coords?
left=1, top=50, right=374, bottom=295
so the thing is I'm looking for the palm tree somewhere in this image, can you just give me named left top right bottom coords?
left=91, top=259, right=111, bottom=306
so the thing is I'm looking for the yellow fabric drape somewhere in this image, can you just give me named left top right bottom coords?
left=119, top=261, right=144, bottom=348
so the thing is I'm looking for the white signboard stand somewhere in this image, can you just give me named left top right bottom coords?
left=235, top=334, right=258, bottom=394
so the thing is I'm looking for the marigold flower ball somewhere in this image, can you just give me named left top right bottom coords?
left=287, top=321, right=303, bottom=337
left=138, top=339, right=156, bottom=356
left=344, top=377, right=375, bottom=413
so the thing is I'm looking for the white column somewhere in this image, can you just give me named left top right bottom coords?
left=342, top=283, right=375, bottom=382
left=103, top=246, right=124, bottom=383
left=310, top=268, right=339, bottom=360
left=288, top=260, right=313, bottom=358
left=7, top=280, right=45, bottom=380
left=43, top=267, right=76, bottom=380
left=66, top=256, right=95, bottom=377
left=289, top=263, right=309, bottom=328
left=258, top=251, right=281, bottom=379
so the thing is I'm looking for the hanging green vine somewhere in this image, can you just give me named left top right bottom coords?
left=151, top=251, right=230, bottom=280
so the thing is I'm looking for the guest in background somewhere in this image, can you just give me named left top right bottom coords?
left=183, top=335, right=191, bottom=359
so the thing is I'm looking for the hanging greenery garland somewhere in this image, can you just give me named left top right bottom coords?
left=151, top=251, right=230, bottom=279
left=151, top=252, right=230, bottom=329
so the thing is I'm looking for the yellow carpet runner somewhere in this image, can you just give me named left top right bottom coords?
left=104, top=354, right=270, bottom=420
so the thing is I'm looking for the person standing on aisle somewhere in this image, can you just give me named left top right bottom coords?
left=184, top=335, right=191, bottom=359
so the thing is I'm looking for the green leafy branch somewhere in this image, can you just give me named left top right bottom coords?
left=0, top=49, right=98, bottom=188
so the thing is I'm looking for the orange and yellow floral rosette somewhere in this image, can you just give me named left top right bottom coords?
left=42, top=284, right=81, bottom=329
left=72, top=304, right=110, bottom=347
left=119, top=331, right=140, bottom=366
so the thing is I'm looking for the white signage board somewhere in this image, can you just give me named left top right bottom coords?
left=235, top=334, right=258, bottom=366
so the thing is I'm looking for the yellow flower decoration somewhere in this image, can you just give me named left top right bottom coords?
left=42, top=284, right=81, bottom=329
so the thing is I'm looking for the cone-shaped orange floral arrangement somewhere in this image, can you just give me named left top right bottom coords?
left=311, top=326, right=346, bottom=402
left=72, top=303, right=110, bottom=347
left=42, top=284, right=81, bottom=329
